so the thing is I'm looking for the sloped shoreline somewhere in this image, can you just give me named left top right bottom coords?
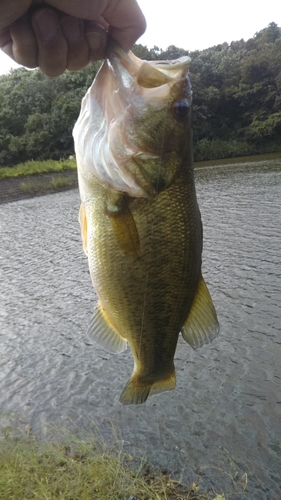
left=0, top=170, right=78, bottom=204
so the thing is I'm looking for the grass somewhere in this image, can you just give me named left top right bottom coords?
left=0, top=159, right=76, bottom=180
left=18, top=175, right=76, bottom=197
left=49, top=176, right=76, bottom=191
left=0, top=428, right=224, bottom=500
left=19, top=181, right=39, bottom=196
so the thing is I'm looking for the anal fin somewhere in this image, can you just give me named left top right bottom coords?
left=87, top=303, right=127, bottom=354
left=181, top=275, right=219, bottom=349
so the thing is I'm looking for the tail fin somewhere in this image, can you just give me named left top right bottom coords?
left=119, top=370, right=176, bottom=405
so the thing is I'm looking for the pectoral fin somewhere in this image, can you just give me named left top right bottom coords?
left=87, top=303, right=127, bottom=354
left=181, top=276, right=219, bottom=349
left=79, top=203, right=88, bottom=256
left=106, top=197, right=140, bottom=257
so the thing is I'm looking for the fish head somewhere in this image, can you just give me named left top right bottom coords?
left=73, top=41, right=192, bottom=199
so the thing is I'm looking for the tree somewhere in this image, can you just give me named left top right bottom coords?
left=0, top=23, right=281, bottom=166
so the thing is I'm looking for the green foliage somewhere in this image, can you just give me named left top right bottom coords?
left=194, top=139, right=255, bottom=161
left=245, top=112, right=281, bottom=141
left=0, top=23, right=281, bottom=167
left=0, top=62, right=100, bottom=166
left=0, top=159, right=76, bottom=180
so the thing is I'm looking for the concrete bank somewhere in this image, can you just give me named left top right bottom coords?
left=0, top=170, right=78, bottom=204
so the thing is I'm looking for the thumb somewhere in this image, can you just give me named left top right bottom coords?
left=0, top=0, right=32, bottom=31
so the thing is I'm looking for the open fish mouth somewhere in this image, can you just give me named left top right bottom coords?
left=109, top=41, right=191, bottom=107
left=73, top=41, right=192, bottom=198
left=111, top=41, right=191, bottom=88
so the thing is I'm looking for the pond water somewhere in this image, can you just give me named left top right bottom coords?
left=0, top=160, right=280, bottom=499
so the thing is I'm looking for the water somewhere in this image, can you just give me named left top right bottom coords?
left=0, top=160, right=280, bottom=499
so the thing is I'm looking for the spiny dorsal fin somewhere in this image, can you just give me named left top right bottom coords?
left=87, top=303, right=127, bottom=354
left=181, top=275, right=219, bottom=349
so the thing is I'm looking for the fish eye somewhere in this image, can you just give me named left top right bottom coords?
left=173, top=99, right=190, bottom=120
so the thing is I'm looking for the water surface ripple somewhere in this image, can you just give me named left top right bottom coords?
left=1, top=160, right=280, bottom=499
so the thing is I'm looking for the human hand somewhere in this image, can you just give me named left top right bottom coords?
left=0, top=0, right=146, bottom=77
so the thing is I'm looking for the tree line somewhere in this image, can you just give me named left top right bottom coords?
left=0, top=22, right=280, bottom=167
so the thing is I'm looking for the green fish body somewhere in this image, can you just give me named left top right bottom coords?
left=73, top=44, right=219, bottom=404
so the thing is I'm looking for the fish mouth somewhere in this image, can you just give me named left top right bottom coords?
left=108, top=39, right=191, bottom=90
left=106, top=39, right=192, bottom=154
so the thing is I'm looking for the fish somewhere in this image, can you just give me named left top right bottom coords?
left=73, top=42, right=219, bottom=405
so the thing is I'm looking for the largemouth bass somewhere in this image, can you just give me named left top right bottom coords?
left=73, top=43, right=219, bottom=405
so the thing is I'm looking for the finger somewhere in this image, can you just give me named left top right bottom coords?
left=45, top=0, right=146, bottom=51
left=8, top=14, right=38, bottom=68
left=31, top=7, right=67, bottom=77
left=106, top=0, right=146, bottom=51
left=0, top=0, right=32, bottom=30
left=60, top=16, right=89, bottom=71
left=84, top=21, right=108, bottom=62
left=42, top=0, right=105, bottom=19
left=0, top=29, right=13, bottom=59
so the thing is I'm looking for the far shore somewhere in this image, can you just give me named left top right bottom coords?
left=0, top=152, right=280, bottom=204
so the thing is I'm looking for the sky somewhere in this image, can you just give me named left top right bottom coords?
left=0, top=0, right=280, bottom=75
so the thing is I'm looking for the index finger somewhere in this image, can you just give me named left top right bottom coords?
left=105, top=0, right=146, bottom=51
left=45, top=0, right=146, bottom=51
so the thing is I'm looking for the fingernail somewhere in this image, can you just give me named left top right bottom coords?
left=86, top=30, right=107, bottom=55
left=34, top=9, right=59, bottom=41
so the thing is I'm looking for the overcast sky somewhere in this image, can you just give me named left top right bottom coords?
left=0, top=0, right=280, bottom=74
left=137, top=0, right=281, bottom=50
